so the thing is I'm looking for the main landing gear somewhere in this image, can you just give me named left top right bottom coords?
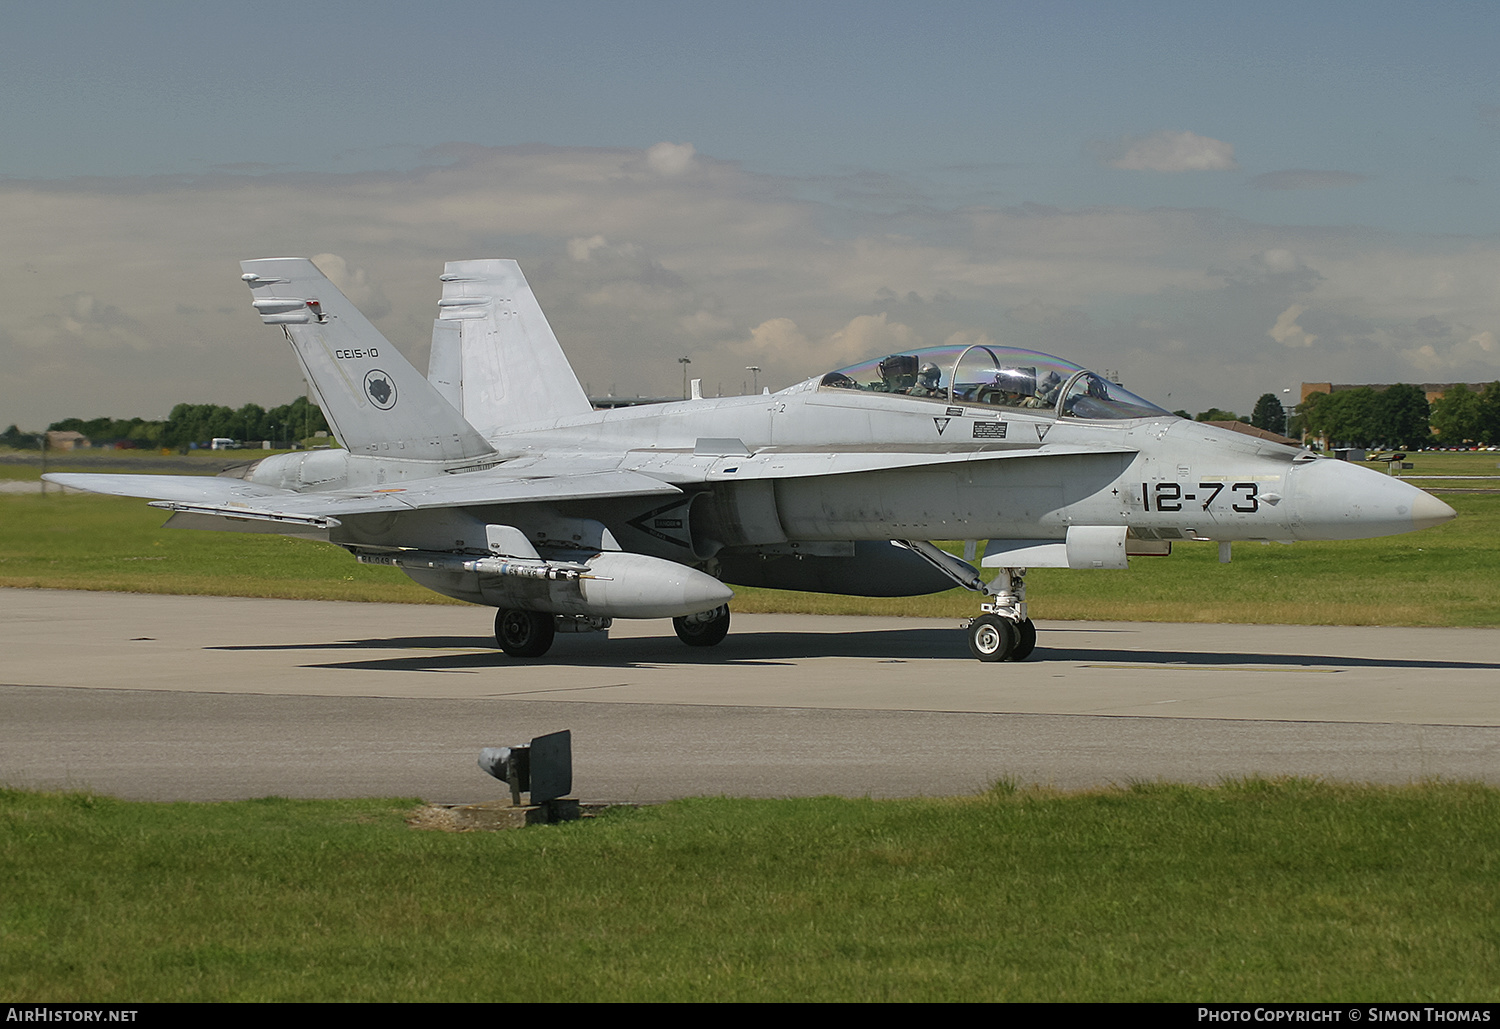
left=673, top=604, right=731, bottom=647
left=494, top=608, right=555, bottom=658
left=494, top=605, right=732, bottom=659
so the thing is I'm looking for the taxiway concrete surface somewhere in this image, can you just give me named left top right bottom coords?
left=3, top=589, right=1496, bottom=802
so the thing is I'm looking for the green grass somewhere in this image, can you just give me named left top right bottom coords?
left=3, top=452, right=1497, bottom=624
left=0, top=491, right=448, bottom=603
left=1380, top=451, right=1500, bottom=476
left=0, top=449, right=271, bottom=476
left=2, top=781, right=1496, bottom=1001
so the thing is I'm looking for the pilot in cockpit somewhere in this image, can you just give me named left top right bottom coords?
left=909, top=362, right=943, bottom=397
left=989, top=367, right=1035, bottom=406
left=1036, top=370, right=1064, bottom=406
left=1061, top=372, right=1114, bottom=416
left=875, top=354, right=919, bottom=392
left=983, top=367, right=1062, bottom=410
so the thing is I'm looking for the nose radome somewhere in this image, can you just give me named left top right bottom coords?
left=1288, top=459, right=1459, bottom=540
left=1410, top=491, right=1457, bottom=531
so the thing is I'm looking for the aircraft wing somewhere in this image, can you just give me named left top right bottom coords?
left=623, top=441, right=1140, bottom=483
left=45, top=469, right=681, bottom=529
left=46, top=443, right=1127, bottom=528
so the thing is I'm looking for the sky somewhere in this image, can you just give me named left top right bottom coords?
left=3, top=0, right=1499, bottom=429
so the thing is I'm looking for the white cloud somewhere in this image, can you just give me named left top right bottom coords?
left=567, top=235, right=609, bottom=261
left=823, top=313, right=922, bottom=366
left=646, top=142, right=697, bottom=176
left=1259, top=249, right=1300, bottom=274
left=1269, top=304, right=1318, bottom=348
left=678, top=309, right=734, bottom=337
left=1093, top=130, right=1239, bottom=172
left=735, top=317, right=811, bottom=359
left=310, top=253, right=390, bottom=318
left=1212, top=248, right=1323, bottom=292
left=1418, top=329, right=1500, bottom=372
left=1405, top=343, right=1442, bottom=373
left=2, top=142, right=1499, bottom=427
left=733, top=313, right=922, bottom=372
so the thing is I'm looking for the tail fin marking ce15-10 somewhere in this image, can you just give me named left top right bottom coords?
left=427, top=259, right=594, bottom=438
left=240, top=258, right=494, bottom=462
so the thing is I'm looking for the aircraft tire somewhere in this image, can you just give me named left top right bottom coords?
left=495, top=608, right=556, bottom=658
left=1008, top=619, right=1037, bottom=661
left=673, top=605, right=730, bottom=647
left=968, top=614, right=1016, bottom=662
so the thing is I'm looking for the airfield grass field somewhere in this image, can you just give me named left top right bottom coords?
left=5, top=453, right=1499, bottom=1002
left=3, top=450, right=1497, bottom=626
left=3, top=780, right=1498, bottom=1002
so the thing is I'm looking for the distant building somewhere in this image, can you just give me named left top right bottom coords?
left=44, top=430, right=90, bottom=450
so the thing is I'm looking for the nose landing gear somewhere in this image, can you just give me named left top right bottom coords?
left=967, top=608, right=1035, bottom=662
left=965, top=566, right=1034, bottom=662
left=893, top=540, right=1036, bottom=662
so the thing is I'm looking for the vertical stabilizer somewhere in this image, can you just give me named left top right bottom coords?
left=428, top=317, right=463, bottom=412
left=429, top=260, right=594, bottom=437
left=241, top=258, right=494, bottom=461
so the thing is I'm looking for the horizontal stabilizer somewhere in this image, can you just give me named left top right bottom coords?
left=42, top=473, right=297, bottom=505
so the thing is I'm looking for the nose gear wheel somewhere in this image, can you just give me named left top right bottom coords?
left=968, top=614, right=1016, bottom=662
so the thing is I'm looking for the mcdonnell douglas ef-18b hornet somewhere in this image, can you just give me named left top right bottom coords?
left=48, top=258, right=1457, bottom=662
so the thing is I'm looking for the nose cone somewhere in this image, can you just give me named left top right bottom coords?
left=1411, top=490, right=1458, bottom=531
left=1288, top=459, right=1456, bottom=540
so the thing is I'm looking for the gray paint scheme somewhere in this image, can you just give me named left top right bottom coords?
left=46, top=257, right=1457, bottom=659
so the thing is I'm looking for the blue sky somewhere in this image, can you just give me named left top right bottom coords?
left=3, top=1, right=1498, bottom=427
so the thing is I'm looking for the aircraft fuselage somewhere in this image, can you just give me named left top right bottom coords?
left=241, top=381, right=1450, bottom=561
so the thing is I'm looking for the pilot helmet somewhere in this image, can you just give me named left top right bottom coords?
left=878, top=354, right=919, bottom=385
left=918, top=362, right=941, bottom=388
left=991, top=366, right=1037, bottom=395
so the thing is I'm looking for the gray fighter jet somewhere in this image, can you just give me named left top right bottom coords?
left=48, top=258, right=1457, bottom=662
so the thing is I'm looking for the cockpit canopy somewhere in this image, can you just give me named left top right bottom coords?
left=818, top=344, right=1172, bottom=420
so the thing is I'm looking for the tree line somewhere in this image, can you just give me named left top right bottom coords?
left=1298, top=383, right=1500, bottom=449
left=1169, top=396, right=1284, bottom=431
left=14, top=381, right=1500, bottom=453
left=1159, top=381, right=1500, bottom=450
left=5, top=395, right=331, bottom=450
